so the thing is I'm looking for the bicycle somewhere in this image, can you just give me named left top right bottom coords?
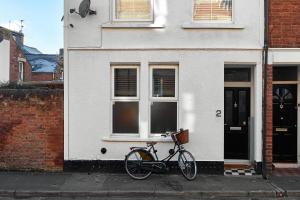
left=124, top=129, right=197, bottom=181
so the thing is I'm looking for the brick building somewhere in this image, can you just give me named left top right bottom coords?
left=0, top=26, right=31, bottom=83
left=265, top=0, right=300, bottom=175
left=0, top=26, right=62, bottom=83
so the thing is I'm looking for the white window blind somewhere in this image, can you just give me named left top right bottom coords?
left=194, top=0, right=232, bottom=21
left=115, top=0, right=152, bottom=20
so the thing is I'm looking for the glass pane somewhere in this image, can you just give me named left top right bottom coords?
left=116, top=0, right=152, bottom=20
left=151, top=102, right=177, bottom=133
left=113, top=102, right=139, bottom=133
left=114, top=68, right=137, bottom=97
left=194, top=0, right=232, bottom=21
left=238, top=91, right=247, bottom=125
left=224, top=68, right=251, bottom=82
left=273, top=67, right=298, bottom=81
left=153, top=69, right=176, bottom=97
left=225, top=90, right=233, bottom=125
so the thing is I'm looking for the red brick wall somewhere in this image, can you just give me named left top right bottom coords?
left=0, top=85, right=63, bottom=171
left=9, top=38, right=31, bottom=82
left=31, top=72, right=54, bottom=82
left=265, top=64, right=273, bottom=175
left=269, top=0, right=300, bottom=48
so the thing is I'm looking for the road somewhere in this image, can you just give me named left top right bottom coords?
left=1, top=197, right=300, bottom=200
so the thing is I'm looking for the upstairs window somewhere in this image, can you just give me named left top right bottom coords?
left=193, top=0, right=233, bottom=22
left=114, top=0, right=153, bottom=21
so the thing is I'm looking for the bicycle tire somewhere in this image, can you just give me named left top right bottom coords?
left=178, top=150, right=197, bottom=180
left=125, top=149, right=154, bottom=180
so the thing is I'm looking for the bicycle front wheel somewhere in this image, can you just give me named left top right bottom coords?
left=178, top=150, right=197, bottom=180
left=125, top=149, right=154, bottom=180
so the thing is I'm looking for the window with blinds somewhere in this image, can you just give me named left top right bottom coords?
left=112, top=65, right=139, bottom=134
left=115, top=0, right=153, bottom=21
left=193, top=0, right=232, bottom=22
left=150, top=65, right=178, bottom=134
left=152, top=69, right=176, bottom=97
left=114, top=68, right=137, bottom=97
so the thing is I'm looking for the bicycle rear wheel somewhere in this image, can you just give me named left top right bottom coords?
left=178, top=150, right=197, bottom=180
left=125, top=149, right=154, bottom=180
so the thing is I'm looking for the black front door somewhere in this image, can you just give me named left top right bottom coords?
left=273, top=84, right=297, bottom=162
left=224, top=88, right=250, bottom=159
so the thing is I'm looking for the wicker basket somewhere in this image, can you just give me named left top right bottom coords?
left=172, top=129, right=189, bottom=144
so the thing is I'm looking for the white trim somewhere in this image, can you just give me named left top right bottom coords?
left=150, top=65, right=178, bottom=101
left=182, top=23, right=244, bottom=29
left=102, top=136, right=172, bottom=142
left=192, top=0, right=234, bottom=24
left=149, top=64, right=179, bottom=134
left=112, top=0, right=154, bottom=22
left=18, top=61, right=24, bottom=82
left=68, top=47, right=263, bottom=51
left=111, top=65, right=140, bottom=100
left=111, top=64, right=140, bottom=135
left=102, top=23, right=164, bottom=29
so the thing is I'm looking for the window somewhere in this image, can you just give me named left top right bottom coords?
left=112, top=65, right=139, bottom=134
left=114, top=0, right=153, bottom=21
left=224, top=68, right=251, bottom=82
left=193, top=0, right=233, bottom=22
left=18, top=62, right=24, bottom=82
left=273, top=67, right=298, bottom=81
left=150, top=65, right=178, bottom=134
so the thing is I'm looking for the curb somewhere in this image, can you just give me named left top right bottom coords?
left=0, top=190, right=280, bottom=198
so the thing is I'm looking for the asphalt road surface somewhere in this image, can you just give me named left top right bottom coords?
left=1, top=197, right=300, bottom=200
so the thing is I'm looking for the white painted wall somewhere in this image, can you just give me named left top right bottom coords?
left=64, top=0, right=264, bottom=162
left=0, top=39, right=10, bottom=83
left=66, top=50, right=262, bottom=161
left=64, top=0, right=264, bottom=49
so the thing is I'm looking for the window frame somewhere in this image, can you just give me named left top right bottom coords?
left=112, top=0, right=154, bottom=22
left=192, top=0, right=235, bottom=23
left=150, top=65, right=179, bottom=101
left=111, top=65, right=140, bottom=101
left=149, top=64, right=179, bottom=135
left=111, top=64, right=140, bottom=135
left=18, top=61, right=24, bottom=82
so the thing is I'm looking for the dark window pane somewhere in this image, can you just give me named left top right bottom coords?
left=224, top=68, right=251, bottom=82
left=151, top=102, right=177, bottom=133
left=153, top=69, right=175, bottom=97
left=113, top=102, right=139, bottom=133
left=114, top=68, right=137, bottom=97
left=238, top=91, right=247, bottom=125
left=273, top=67, right=297, bottom=81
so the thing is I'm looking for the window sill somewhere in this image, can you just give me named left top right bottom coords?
left=182, top=22, right=245, bottom=29
left=102, top=136, right=173, bottom=143
left=101, top=23, right=165, bottom=29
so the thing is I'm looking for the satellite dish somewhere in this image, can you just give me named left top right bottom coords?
left=70, top=0, right=96, bottom=18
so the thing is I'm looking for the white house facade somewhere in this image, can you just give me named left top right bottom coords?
left=64, top=0, right=264, bottom=173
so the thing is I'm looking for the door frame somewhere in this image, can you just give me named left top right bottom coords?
left=272, top=65, right=300, bottom=165
left=272, top=83, right=298, bottom=162
left=224, top=67, right=254, bottom=164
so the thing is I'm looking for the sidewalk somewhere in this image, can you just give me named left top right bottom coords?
left=0, top=172, right=299, bottom=198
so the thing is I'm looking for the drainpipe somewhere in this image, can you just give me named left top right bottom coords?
left=262, top=0, right=269, bottom=179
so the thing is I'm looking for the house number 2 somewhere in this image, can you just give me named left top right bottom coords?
left=216, top=110, right=222, bottom=118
